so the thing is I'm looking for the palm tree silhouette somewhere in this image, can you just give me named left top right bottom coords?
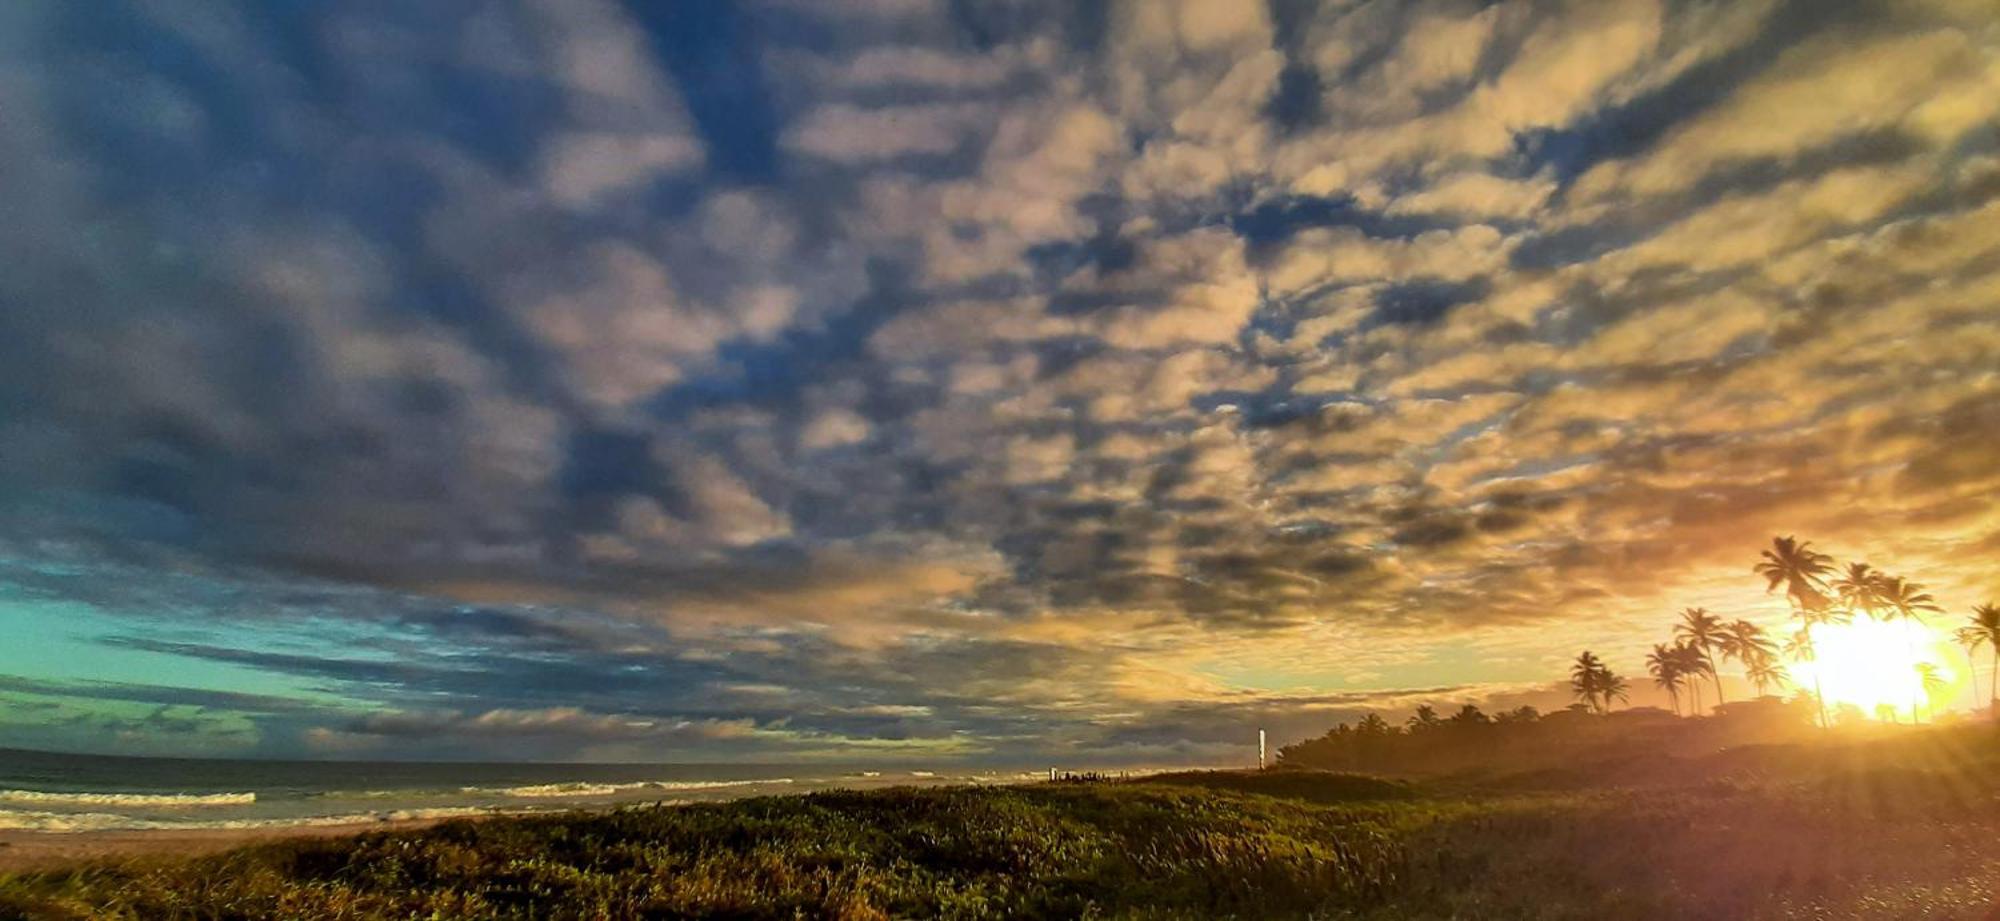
left=1954, top=603, right=1999, bottom=718
left=1783, top=628, right=1829, bottom=727
left=1570, top=651, right=1610, bottom=714
left=1720, top=619, right=1779, bottom=696
left=1874, top=575, right=1942, bottom=719
left=1406, top=704, right=1442, bottom=733
left=1832, top=562, right=1884, bottom=619
left=1755, top=536, right=1835, bottom=611
left=1745, top=656, right=1790, bottom=697
left=1672, top=641, right=1711, bottom=715
left=1674, top=608, right=1727, bottom=712
left=1874, top=574, right=1941, bottom=624
left=1914, top=662, right=1946, bottom=723
left=1758, top=539, right=1841, bottom=724
left=1599, top=669, right=1630, bottom=712
left=1647, top=643, right=1684, bottom=716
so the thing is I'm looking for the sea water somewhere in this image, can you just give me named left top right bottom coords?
left=0, top=748, right=1030, bottom=832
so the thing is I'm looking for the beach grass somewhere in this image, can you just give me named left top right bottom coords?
left=2, top=731, right=1996, bottom=919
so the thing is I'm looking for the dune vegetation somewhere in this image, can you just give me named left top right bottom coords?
left=3, top=725, right=1996, bottom=920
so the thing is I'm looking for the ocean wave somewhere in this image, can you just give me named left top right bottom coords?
left=0, top=789, right=255, bottom=808
left=0, top=806, right=502, bottom=834
left=477, top=782, right=649, bottom=798
left=471, top=778, right=794, bottom=798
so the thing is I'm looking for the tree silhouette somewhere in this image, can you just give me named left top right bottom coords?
left=1755, top=536, right=1834, bottom=611
left=1600, top=669, right=1629, bottom=712
left=1781, top=628, right=1828, bottom=726
left=1792, top=620, right=1832, bottom=728
left=1873, top=575, right=1941, bottom=625
left=1832, top=562, right=1884, bottom=620
left=1672, top=642, right=1712, bottom=715
left=1721, top=619, right=1780, bottom=696
left=1570, top=651, right=1614, bottom=714
left=1745, top=655, right=1790, bottom=697
left=1955, top=603, right=2000, bottom=717
left=1647, top=643, right=1685, bottom=716
left=1874, top=575, right=1942, bottom=720
left=1914, top=662, right=1946, bottom=723
left=1406, top=704, right=1442, bottom=733
left=1449, top=703, right=1490, bottom=727
left=1674, top=608, right=1727, bottom=711
left=1758, top=539, right=1844, bottom=726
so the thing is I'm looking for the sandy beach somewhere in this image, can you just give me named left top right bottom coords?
left=0, top=817, right=457, bottom=874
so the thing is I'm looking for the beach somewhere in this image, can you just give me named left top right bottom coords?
left=0, top=817, right=454, bottom=873
left=0, top=747, right=1062, bottom=878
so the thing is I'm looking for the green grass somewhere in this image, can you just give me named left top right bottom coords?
left=3, top=733, right=1996, bottom=919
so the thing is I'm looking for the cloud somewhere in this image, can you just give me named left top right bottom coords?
left=1, top=0, right=1996, bottom=760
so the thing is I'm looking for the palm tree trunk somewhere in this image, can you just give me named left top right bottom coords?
left=1907, top=630, right=1923, bottom=724
left=1968, top=648, right=1982, bottom=720
left=1707, top=651, right=1725, bottom=712
left=1989, top=647, right=1997, bottom=719
left=1812, top=671, right=1828, bottom=729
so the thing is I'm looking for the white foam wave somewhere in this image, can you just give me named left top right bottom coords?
left=0, top=789, right=255, bottom=808
left=0, top=806, right=501, bottom=834
left=482, top=782, right=645, bottom=798
left=474, top=778, right=794, bottom=798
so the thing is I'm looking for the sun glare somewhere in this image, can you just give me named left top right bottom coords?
left=1794, top=618, right=1954, bottom=722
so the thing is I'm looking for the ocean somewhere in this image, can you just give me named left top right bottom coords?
left=0, top=748, right=1025, bottom=832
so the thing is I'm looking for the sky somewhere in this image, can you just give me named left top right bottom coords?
left=1, top=0, right=1996, bottom=764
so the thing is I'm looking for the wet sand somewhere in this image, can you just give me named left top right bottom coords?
left=0, top=817, right=459, bottom=874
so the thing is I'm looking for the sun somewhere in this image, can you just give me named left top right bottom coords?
left=1793, top=618, right=1954, bottom=722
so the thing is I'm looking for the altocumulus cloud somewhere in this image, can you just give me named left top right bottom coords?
left=0, top=0, right=1995, bottom=762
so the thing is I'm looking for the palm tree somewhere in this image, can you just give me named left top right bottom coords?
left=1875, top=575, right=1942, bottom=720
left=1755, top=535, right=1835, bottom=611
left=1406, top=704, right=1442, bottom=733
left=1874, top=575, right=1942, bottom=624
left=1954, top=603, right=2000, bottom=718
left=1672, top=641, right=1712, bottom=715
left=1746, top=656, right=1791, bottom=697
left=1720, top=620, right=1779, bottom=695
left=1760, top=541, right=1845, bottom=728
left=1570, top=651, right=1609, bottom=714
left=1600, top=669, right=1630, bottom=712
left=1647, top=643, right=1684, bottom=716
left=1832, top=562, right=1884, bottom=620
left=1914, top=662, right=1947, bottom=723
left=1449, top=704, right=1490, bottom=727
left=1674, top=608, right=1728, bottom=711
left=1783, top=628, right=1829, bottom=727
left=1356, top=713, right=1391, bottom=736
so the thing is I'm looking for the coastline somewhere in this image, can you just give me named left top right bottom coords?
left=0, top=774, right=1048, bottom=874
left=0, top=816, right=463, bottom=873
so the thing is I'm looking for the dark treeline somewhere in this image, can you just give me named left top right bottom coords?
left=1276, top=698, right=1818, bottom=777
left=1282, top=534, right=1999, bottom=777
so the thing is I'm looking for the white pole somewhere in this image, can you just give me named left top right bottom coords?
left=1258, top=728, right=1267, bottom=769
